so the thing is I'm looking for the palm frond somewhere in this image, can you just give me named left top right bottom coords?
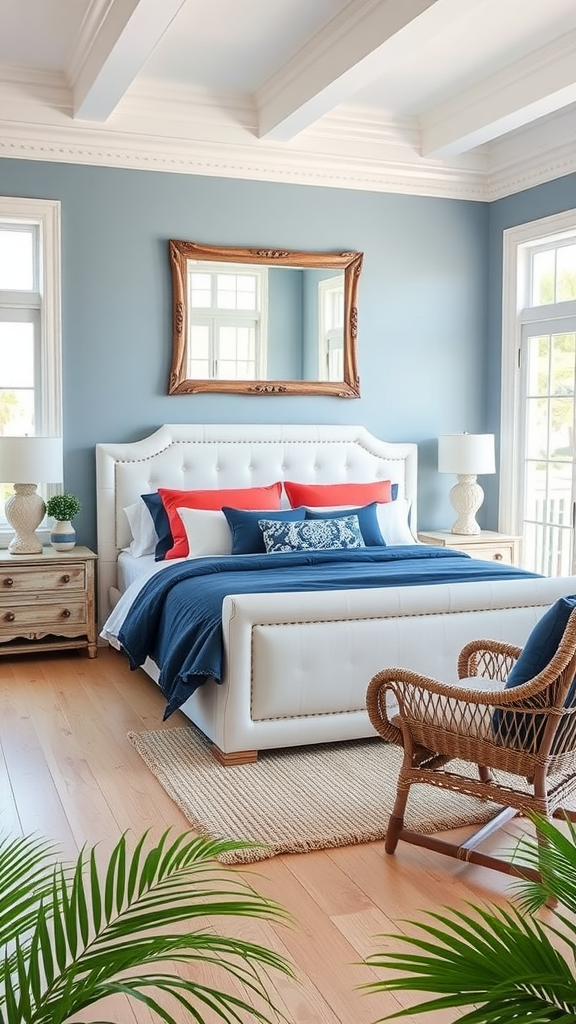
left=362, top=901, right=576, bottom=1020
left=0, top=835, right=59, bottom=951
left=510, top=813, right=576, bottom=917
left=362, top=813, right=576, bottom=1023
left=0, top=830, right=294, bottom=1024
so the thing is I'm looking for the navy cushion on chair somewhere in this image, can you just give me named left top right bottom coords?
left=506, top=595, right=576, bottom=688
left=494, top=595, right=576, bottom=748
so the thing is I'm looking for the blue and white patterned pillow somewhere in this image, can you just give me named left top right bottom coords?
left=258, top=515, right=365, bottom=553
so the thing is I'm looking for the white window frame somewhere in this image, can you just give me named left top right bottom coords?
left=186, top=260, right=268, bottom=379
left=318, top=276, right=344, bottom=381
left=0, top=197, right=62, bottom=543
left=500, top=208, right=576, bottom=535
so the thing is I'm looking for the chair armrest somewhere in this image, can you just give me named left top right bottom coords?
left=365, top=666, right=506, bottom=747
left=458, top=638, right=522, bottom=681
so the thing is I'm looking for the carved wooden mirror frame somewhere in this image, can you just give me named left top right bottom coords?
left=168, top=240, right=363, bottom=396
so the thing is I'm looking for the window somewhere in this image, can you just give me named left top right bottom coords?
left=0, top=197, right=62, bottom=534
left=501, top=210, right=576, bottom=575
left=186, top=261, right=267, bottom=379
left=318, top=276, right=344, bottom=381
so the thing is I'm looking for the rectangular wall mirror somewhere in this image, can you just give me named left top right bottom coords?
left=168, top=240, right=363, bottom=396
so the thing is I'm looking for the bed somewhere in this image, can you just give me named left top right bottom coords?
left=96, top=423, right=576, bottom=764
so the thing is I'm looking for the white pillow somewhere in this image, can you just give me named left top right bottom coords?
left=375, top=499, right=416, bottom=545
left=123, top=500, right=157, bottom=558
left=177, top=507, right=233, bottom=558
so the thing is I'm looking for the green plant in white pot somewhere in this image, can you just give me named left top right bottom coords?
left=0, top=829, right=293, bottom=1024
left=46, top=493, right=81, bottom=551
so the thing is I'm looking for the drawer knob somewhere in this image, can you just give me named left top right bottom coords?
left=3, top=577, right=14, bottom=588
left=61, top=574, right=71, bottom=584
left=4, top=612, right=15, bottom=622
left=61, top=608, right=71, bottom=618
left=493, top=552, right=503, bottom=561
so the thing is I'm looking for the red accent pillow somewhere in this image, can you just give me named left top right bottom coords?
left=159, top=482, right=282, bottom=559
left=283, top=480, right=392, bottom=509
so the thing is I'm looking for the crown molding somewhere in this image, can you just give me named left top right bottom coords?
left=0, top=120, right=489, bottom=200
left=0, top=63, right=573, bottom=202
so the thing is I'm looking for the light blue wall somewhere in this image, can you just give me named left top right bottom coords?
left=0, top=158, right=491, bottom=549
left=485, top=171, right=576, bottom=523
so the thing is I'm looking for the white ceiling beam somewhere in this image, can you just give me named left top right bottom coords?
left=421, top=29, right=576, bottom=157
left=72, top=0, right=187, bottom=122
left=256, top=0, right=468, bottom=142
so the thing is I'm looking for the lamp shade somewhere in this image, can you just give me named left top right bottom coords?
left=0, top=436, right=63, bottom=484
left=438, top=433, right=495, bottom=476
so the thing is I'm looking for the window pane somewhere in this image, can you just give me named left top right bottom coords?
left=557, top=244, right=576, bottom=301
left=531, top=249, right=555, bottom=305
left=189, top=325, right=209, bottom=359
left=189, top=273, right=211, bottom=308
left=0, top=322, right=34, bottom=387
left=526, top=335, right=549, bottom=396
left=0, top=389, right=34, bottom=435
left=551, top=333, right=575, bottom=396
left=189, top=360, right=210, bottom=377
left=0, top=229, right=34, bottom=290
left=217, top=360, right=238, bottom=378
left=219, top=328, right=237, bottom=360
left=216, top=276, right=238, bottom=310
left=525, top=397, right=549, bottom=459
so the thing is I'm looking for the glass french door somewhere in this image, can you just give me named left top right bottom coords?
left=521, top=318, right=576, bottom=575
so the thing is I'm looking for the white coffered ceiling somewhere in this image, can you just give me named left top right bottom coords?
left=2, top=0, right=576, bottom=199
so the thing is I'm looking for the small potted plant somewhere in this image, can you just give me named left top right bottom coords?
left=46, top=492, right=81, bottom=551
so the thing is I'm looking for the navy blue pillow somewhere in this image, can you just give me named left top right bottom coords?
left=494, top=594, right=576, bottom=748
left=391, top=483, right=399, bottom=501
left=222, top=506, right=306, bottom=555
left=305, top=501, right=385, bottom=547
left=141, top=492, right=173, bottom=561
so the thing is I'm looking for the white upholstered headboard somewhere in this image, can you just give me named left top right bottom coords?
left=95, top=424, right=418, bottom=628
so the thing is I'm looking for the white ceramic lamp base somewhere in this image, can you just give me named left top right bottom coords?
left=5, top=484, right=45, bottom=554
left=449, top=474, right=484, bottom=535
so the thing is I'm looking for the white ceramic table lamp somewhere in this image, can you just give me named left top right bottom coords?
left=0, top=437, right=64, bottom=553
left=438, top=433, right=496, bottom=535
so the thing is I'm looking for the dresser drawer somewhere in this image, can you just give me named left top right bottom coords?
left=466, top=543, right=515, bottom=564
left=0, top=563, right=86, bottom=595
left=0, top=598, right=88, bottom=638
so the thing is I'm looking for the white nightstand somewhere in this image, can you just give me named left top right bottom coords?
left=0, top=546, right=97, bottom=658
left=417, top=530, right=522, bottom=567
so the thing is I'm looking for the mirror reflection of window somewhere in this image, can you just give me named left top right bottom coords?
left=186, top=261, right=268, bottom=379
left=318, top=276, right=344, bottom=381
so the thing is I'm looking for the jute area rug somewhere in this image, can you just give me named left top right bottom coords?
left=128, top=726, right=497, bottom=864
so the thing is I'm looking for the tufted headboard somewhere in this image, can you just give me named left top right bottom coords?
left=95, top=423, right=418, bottom=627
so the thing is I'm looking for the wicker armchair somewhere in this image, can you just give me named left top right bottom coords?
left=365, top=606, right=576, bottom=878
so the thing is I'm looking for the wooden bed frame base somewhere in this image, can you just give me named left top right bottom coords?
left=211, top=745, right=259, bottom=766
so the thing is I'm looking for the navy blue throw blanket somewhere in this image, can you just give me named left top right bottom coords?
left=117, top=546, right=540, bottom=718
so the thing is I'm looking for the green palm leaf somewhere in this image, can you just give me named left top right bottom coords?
left=0, top=835, right=58, bottom=953
left=0, top=830, right=294, bottom=1024
left=362, top=814, right=576, bottom=1023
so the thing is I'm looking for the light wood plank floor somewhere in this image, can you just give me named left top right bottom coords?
left=0, top=647, right=543, bottom=1024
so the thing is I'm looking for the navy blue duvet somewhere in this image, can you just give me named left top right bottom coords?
left=117, top=546, right=540, bottom=718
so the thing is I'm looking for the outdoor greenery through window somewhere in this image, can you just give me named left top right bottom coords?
left=531, top=240, right=576, bottom=305
left=0, top=198, right=61, bottom=532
